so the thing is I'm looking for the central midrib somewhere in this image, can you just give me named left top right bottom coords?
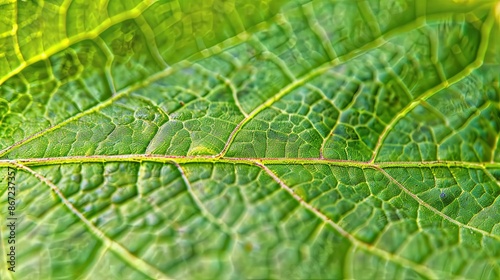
left=1, top=154, right=499, bottom=169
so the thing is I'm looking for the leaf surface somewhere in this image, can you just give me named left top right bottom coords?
left=1, top=0, right=500, bottom=279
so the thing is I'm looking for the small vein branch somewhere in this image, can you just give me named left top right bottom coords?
left=376, top=166, right=500, bottom=241
left=0, top=65, right=179, bottom=158
left=14, top=162, right=172, bottom=280
left=370, top=8, right=497, bottom=163
left=254, top=161, right=439, bottom=280
left=173, top=162, right=237, bottom=238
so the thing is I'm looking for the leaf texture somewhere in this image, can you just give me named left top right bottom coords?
left=1, top=0, right=500, bottom=279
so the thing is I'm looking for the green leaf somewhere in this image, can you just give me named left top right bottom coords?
left=1, top=0, right=500, bottom=279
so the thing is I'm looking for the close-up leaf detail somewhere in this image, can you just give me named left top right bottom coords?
left=1, top=0, right=500, bottom=279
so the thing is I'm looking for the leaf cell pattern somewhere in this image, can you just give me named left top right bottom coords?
left=1, top=0, right=500, bottom=279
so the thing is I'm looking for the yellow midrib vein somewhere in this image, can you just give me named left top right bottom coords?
left=1, top=154, right=500, bottom=169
